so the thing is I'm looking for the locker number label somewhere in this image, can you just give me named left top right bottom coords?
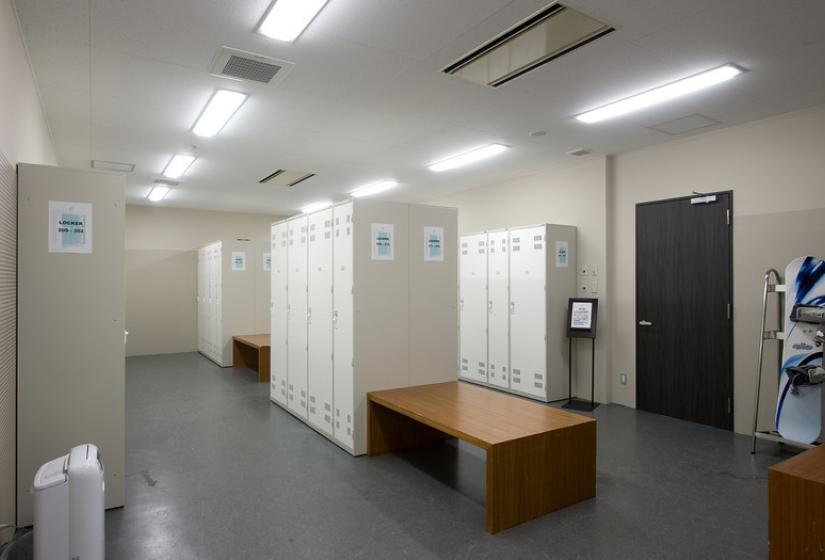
left=423, top=226, right=444, bottom=262
left=231, top=251, right=246, bottom=271
left=371, top=223, right=394, bottom=261
left=555, top=241, right=569, bottom=268
left=48, top=200, right=92, bottom=254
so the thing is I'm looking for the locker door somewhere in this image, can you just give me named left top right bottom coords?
left=287, top=218, right=309, bottom=419
left=459, top=233, right=488, bottom=383
left=487, top=231, right=510, bottom=389
left=332, top=203, right=354, bottom=450
left=197, top=250, right=204, bottom=353
left=509, top=227, right=547, bottom=398
left=270, top=223, right=288, bottom=406
left=213, top=244, right=223, bottom=363
left=307, top=210, right=334, bottom=436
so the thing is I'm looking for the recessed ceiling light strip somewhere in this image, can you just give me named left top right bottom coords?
left=192, top=89, right=248, bottom=137
left=428, top=144, right=509, bottom=172
left=163, top=154, right=197, bottom=179
left=259, top=0, right=330, bottom=42
left=351, top=180, right=399, bottom=198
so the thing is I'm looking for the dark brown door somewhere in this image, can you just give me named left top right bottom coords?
left=636, top=192, right=733, bottom=430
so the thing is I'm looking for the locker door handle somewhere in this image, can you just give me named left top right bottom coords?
left=638, top=320, right=653, bottom=327
left=488, top=300, right=493, bottom=312
left=307, top=308, right=312, bottom=323
left=510, top=302, right=516, bottom=314
left=332, top=310, right=338, bottom=329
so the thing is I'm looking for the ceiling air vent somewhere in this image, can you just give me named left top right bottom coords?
left=259, top=169, right=315, bottom=187
left=443, top=3, right=613, bottom=87
left=210, top=47, right=295, bottom=85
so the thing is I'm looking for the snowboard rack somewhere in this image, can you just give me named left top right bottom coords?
left=751, top=268, right=820, bottom=454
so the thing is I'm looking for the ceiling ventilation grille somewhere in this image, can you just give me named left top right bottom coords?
left=443, top=3, right=613, bottom=87
left=210, top=47, right=295, bottom=85
left=259, top=169, right=316, bottom=187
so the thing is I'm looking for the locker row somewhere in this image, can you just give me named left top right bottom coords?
left=459, top=224, right=577, bottom=402
left=270, top=199, right=457, bottom=455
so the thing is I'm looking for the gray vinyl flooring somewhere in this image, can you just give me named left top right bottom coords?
left=105, top=352, right=793, bottom=559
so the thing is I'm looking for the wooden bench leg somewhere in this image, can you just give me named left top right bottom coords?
left=486, top=421, right=596, bottom=534
left=367, top=400, right=452, bottom=456
left=258, top=347, right=270, bottom=383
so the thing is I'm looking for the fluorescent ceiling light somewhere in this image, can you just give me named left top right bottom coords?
left=192, top=90, right=248, bottom=137
left=147, top=185, right=170, bottom=202
left=259, top=0, right=330, bottom=42
left=301, top=200, right=333, bottom=214
left=163, top=154, right=197, bottom=179
left=575, top=64, right=743, bottom=124
left=428, top=144, right=509, bottom=172
left=351, top=180, right=398, bottom=198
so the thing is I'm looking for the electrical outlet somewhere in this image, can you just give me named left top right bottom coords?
left=581, top=283, right=588, bottom=293
left=620, top=373, right=627, bottom=385
left=580, top=264, right=588, bottom=275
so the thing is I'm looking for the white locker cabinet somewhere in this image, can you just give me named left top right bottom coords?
left=307, top=209, right=334, bottom=436
left=287, top=217, right=309, bottom=419
left=487, top=230, right=510, bottom=389
left=197, top=239, right=270, bottom=367
left=458, top=224, right=576, bottom=403
left=271, top=199, right=457, bottom=455
left=270, top=223, right=289, bottom=406
left=459, top=233, right=488, bottom=383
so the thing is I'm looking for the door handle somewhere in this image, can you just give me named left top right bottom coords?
left=510, top=301, right=516, bottom=314
left=638, top=320, right=653, bottom=326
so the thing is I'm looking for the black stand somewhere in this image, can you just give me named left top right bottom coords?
left=563, top=336, right=599, bottom=412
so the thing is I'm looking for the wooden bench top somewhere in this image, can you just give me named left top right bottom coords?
left=232, top=334, right=270, bottom=349
left=368, top=381, right=594, bottom=450
left=769, top=443, right=825, bottom=484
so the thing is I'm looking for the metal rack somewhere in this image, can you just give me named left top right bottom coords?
left=751, top=269, right=818, bottom=453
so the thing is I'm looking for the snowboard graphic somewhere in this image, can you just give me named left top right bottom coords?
left=776, top=256, right=825, bottom=444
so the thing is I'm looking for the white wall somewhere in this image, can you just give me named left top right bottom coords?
left=125, top=205, right=282, bottom=356
left=0, top=0, right=55, bottom=541
left=434, top=104, right=825, bottom=435
left=430, top=157, right=610, bottom=403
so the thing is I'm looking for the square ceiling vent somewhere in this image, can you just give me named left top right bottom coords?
left=444, top=2, right=613, bottom=87
left=210, top=46, right=295, bottom=85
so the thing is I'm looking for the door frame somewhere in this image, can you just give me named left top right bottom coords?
left=635, top=190, right=734, bottom=429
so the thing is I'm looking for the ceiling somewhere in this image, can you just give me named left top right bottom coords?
left=14, top=0, right=825, bottom=215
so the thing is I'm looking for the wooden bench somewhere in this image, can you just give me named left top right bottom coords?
left=232, top=335, right=270, bottom=383
left=769, top=443, right=825, bottom=558
left=367, top=381, right=596, bottom=533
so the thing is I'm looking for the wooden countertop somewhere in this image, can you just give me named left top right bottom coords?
left=368, top=381, right=594, bottom=450
left=769, top=443, right=825, bottom=484
left=232, top=334, right=270, bottom=349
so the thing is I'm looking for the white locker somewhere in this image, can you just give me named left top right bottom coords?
left=459, top=233, right=488, bottom=384
left=332, top=202, right=354, bottom=449
left=270, top=223, right=289, bottom=406
left=287, top=217, right=309, bottom=419
left=197, top=239, right=270, bottom=367
left=487, top=230, right=510, bottom=390
left=458, top=224, right=576, bottom=402
left=509, top=226, right=548, bottom=399
left=307, top=209, right=334, bottom=436
left=271, top=199, right=457, bottom=455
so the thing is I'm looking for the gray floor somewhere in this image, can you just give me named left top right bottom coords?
left=105, top=352, right=793, bottom=559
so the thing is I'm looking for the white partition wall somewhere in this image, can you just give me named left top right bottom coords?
left=458, top=224, right=576, bottom=402
left=197, top=239, right=270, bottom=367
left=287, top=217, right=309, bottom=420
left=271, top=199, right=457, bottom=455
left=459, top=233, right=488, bottom=384
left=307, top=209, right=334, bottom=436
left=270, top=223, right=288, bottom=405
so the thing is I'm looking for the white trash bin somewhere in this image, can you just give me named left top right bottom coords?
left=33, top=443, right=105, bottom=560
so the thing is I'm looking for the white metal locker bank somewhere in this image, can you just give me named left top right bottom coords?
left=459, top=224, right=576, bottom=403
left=270, top=199, right=458, bottom=455
left=197, top=239, right=270, bottom=367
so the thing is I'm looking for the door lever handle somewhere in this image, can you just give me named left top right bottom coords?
left=638, top=320, right=653, bottom=326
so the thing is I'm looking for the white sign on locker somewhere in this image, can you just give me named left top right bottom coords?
left=263, top=252, right=272, bottom=272
left=371, top=223, right=394, bottom=261
left=555, top=240, right=569, bottom=268
left=231, top=251, right=246, bottom=271
left=423, top=226, right=444, bottom=262
left=48, top=200, right=93, bottom=253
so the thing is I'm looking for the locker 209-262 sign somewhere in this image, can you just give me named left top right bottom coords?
left=49, top=200, right=92, bottom=254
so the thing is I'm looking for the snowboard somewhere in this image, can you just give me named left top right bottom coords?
left=776, top=256, right=825, bottom=444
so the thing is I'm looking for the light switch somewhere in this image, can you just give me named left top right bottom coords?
left=590, top=278, right=599, bottom=293
left=591, top=264, right=598, bottom=276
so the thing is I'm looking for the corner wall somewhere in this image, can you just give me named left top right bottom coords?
left=0, top=0, right=56, bottom=541
left=125, top=205, right=282, bottom=356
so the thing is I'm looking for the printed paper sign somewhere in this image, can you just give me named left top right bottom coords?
left=231, top=251, right=246, bottom=271
left=49, top=201, right=92, bottom=253
left=424, top=227, right=444, bottom=262
left=555, top=240, right=569, bottom=268
left=263, top=253, right=272, bottom=272
left=570, top=301, right=593, bottom=330
left=371, top=223, right=394, bottom=261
